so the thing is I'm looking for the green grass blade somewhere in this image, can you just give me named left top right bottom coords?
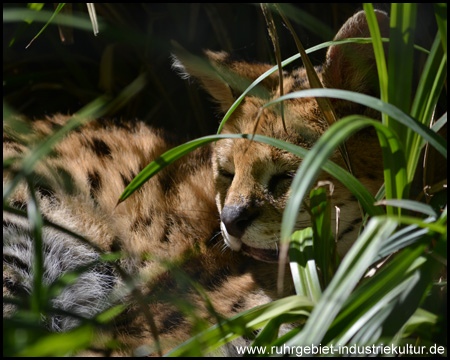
left=248, top=313, right=307, bottom=355
left=375, top=199, right=438, bottom=218
left=325, top=244, right=427, bottom=344
left=347, top=223, right=445, bottom=346
left=24, top=3, right=45, bottom=23
left=377, top=215, right=446, bottom=234
left=433, top=3, right=447, bottom=56
left=25, top=3, right=66, bottom=48
left=363, top=4, right=388, bottom=117
left=402, top=308, right=439, bottom=338
left=284, top=217, right=398, bottom=347
left=375, top=253, right=445, bottom=341
left=388, top=3, right=417, bottom=113
left=265, top=88, right=447, bottom=159
left=407, top=54, right=447, bottom=182
left=375, top=221, right=432, bottom=261
left=15, top=324, right=94, bottom=357
left=410, top=34, right=445, bottom=124
left=26, top=181, right=46, bottom=315
left=289, top=228, right=322, bottom=302
left=166, top=295, right=313, bottom=356
left=387, top=4, right=417, bottom=144
left=376, top=125, right=408, bottom=215
left=309, top=185, right=336, bottom=287
left=3, top=8, right=96, bottom=32
left=261, top=4, right=287, bottom=133
left=432, top=112, right=447, bottom=133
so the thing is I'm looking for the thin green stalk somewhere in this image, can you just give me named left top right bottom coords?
left=363, top=4, right=388, bottom=121
left=387, top=3, right=417, bottom=148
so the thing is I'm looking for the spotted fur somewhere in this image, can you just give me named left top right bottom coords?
left=3, top=10, right=388, bottom=356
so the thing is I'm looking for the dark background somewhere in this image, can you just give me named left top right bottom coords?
left=3, top=3, right=437, bottom=138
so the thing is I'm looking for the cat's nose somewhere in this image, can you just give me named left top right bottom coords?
left=220, top=205, right=259, bottom=239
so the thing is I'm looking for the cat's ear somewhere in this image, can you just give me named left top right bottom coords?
left=322, top=10, right=389, bottom=96
left=172, top=42, right=278, bottom=113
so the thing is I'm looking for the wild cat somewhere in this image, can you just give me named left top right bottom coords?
left=3, top=10, right=387, bottom=355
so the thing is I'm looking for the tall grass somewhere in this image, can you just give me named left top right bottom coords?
left=3, top=3, right=447, bottom=356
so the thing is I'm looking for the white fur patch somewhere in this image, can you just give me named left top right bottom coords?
left=170, top=54, right=191, bottom=80
left=3, top=219, right=117, bottom=331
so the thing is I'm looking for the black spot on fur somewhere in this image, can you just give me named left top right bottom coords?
left=36, top=183, right=56, bottom=200
left=231, top=297, right=246, bottom=312
left=110, top=237, right=122, bottom=253
left=131, top=215, right=153, bottom=232
left=3, top=135, right=25, bottom=153
left=50, top=121, right=63, bottom=132
left=160, top=233, right=171, bottom=243
left=87, top=170, right=102, bottom=199
left=90, top=138, right=112, bottom=158
left=98, top=116, right=137, bottom=133
left=201, top=267, right=231, bottom=291
left=11, top=199, right=27, bottom=210
left=120, top=172, right=130, bottom=188
left=157, top=169, right=175, bottom=194
left=6, top=143, right=24, bottom=154
left=3, top=134, right=13, bottom=143
left=142, top=216, right=153, bottom=227
left=3, top=276, right=28, bottom=297
left=3, top=219, right=14, bottom=229
left=340, top=224, right=355, bottom=237
left=152, top=272, right=176, bottom=294
left=130, top=219, right=139, bottom=232
left=160, top=219, right=171, bottom=243
left=159, top=309, right=185, bottom=335
left=365, top=173, right=378, bottom=180
left=3, top=254, right=30, bottom=274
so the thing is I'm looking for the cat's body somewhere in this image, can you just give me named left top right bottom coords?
left=3, top=10, right=387, bottom=355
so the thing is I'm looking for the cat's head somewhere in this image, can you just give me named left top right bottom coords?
left=173, top=10, right=388, bottom=262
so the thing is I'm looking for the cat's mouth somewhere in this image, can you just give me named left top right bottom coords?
left=241, top=243, right=279, bottom=263
left=221, top=223, right=279, bottom=263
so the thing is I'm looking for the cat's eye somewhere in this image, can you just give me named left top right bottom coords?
left=218, top=168, right=234, bottom=181
left=268, top=171, right=294, bottom=193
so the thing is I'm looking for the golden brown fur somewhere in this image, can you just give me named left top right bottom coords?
left=3, top=10, right=387, bottom=355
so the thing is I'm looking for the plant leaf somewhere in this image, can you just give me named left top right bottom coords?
left=25, top=3, right=66, bottom=48
left=265, top=88, right=447, bottom=159
left=289, top=228, right=322, bottom=302
left=284, top=216, right=398, bottom=348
